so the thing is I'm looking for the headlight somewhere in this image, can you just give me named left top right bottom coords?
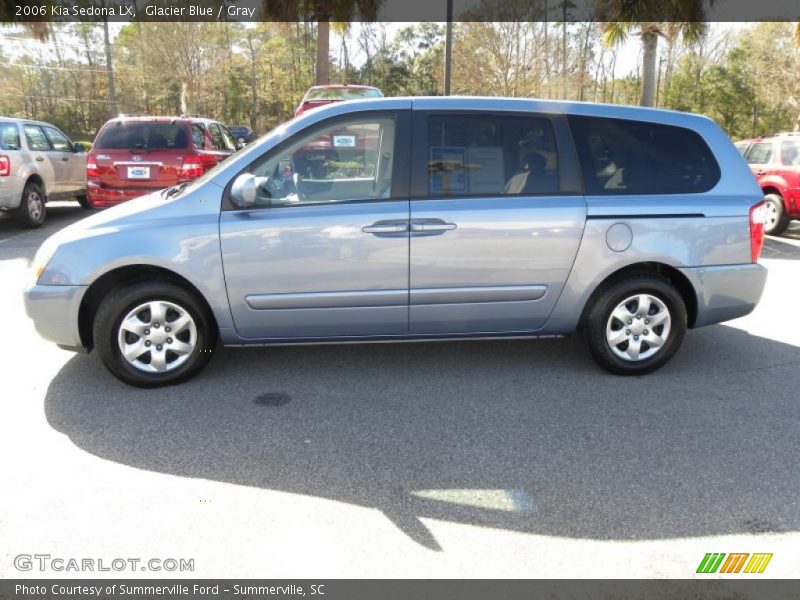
left=31, top=239, right=58, bottom=283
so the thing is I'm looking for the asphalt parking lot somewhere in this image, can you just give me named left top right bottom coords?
left=1, top=204, right=798, bottom=578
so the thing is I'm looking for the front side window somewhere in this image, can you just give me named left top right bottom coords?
left=209, top=124, right=227, bottom=151
left=569, top=116, right=720, bottom=195
left=246, top=115, right=397, bottom=207
left=24, top=125, right=50, bottom=151
left=219, top=125, right=238, bottom=151
left=0, top=122, right=20, bottom=150
left=780, top=140, right=800, bottom=166
left=426, top=115, right=559, bottom=197
left=745, top=142, right=773, bottom=165
left=43, top=126, right=71, bottom=151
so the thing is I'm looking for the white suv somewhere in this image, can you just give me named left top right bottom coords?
left=0, top=117, right=88, bottom=227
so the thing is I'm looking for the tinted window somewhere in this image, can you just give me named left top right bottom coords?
left=24, top=125, right=50, bottom=151
left=95, top=122, right=190, bottom=150
left=192, top=124, right=206, bottom=150
left=208, top=124, right=228, bottom=151
left=780, top=140, right=800, bottom=166
left=426, top=115, right=559, bottom=197
left=43, top=126, right=71, bottom=151
left=0, top=122, right=20, bottom=150
left=247, top=115, right=397, bottom=207
left=219, top=125, right=238, bottom=151
left=745, top=142, right=773, bottom=165
left=305, top=87, right=382, bottom=101
left=569, top=116, right=720, bottom=195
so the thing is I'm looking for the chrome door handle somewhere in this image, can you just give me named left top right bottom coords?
left=35, top=156, right=44, bottom=162
left=410, top=221, right=457, bottom=232
left=61, top=157, right=70, bottom=161
left=362, top=222, right=408, bottom=234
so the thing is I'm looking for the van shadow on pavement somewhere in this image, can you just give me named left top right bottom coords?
left=44, top=325, right=800, bottom=550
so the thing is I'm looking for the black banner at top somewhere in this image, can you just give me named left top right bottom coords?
left=1, top=0, right=800, bottom=23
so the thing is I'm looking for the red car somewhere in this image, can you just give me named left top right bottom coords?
left=86, top=115, right=239, bottom=208
left=736, top=132, right=800, bottom=235
left=294, top=84, right=383, bottom=117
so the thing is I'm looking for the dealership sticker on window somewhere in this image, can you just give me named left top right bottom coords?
left=333, top=135, right=356, bottom=148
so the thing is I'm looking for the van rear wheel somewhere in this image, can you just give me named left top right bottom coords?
left=585, top=275, right=687, bottom=375
left=93, top=281, right=217, bottom=387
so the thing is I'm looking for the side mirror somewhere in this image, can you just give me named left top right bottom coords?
left=73, top=142, right=86, bottom=153
left=230, top=173, right=268, bottom=208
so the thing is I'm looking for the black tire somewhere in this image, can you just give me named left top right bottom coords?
left=15, top=181, right=46, bottom=228
left=93, top=281, right=217, bottom=387
left=76, top=193, right=92, bottom=210
left=585, top=275, right=687, bottom=376
left=763, top=193, right=790, bottom=236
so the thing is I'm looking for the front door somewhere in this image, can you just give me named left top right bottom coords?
left=409, top=110, right=586, bottom=335
left=220, top=109, right=411, bottom=340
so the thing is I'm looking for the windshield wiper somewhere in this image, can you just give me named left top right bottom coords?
left=162, top=182, right=188, bottom=198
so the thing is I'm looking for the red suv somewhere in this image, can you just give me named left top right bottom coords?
left=294, top=84, right=383, bottom=117
left=86, top=116, right=239, bottom=207
left=736, top=132, right=800, bottom=235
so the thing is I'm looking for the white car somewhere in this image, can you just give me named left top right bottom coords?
left=0, top=117, right=88, bottom=227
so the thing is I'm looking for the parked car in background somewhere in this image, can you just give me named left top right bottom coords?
left=228, top=125, right=254, bottom=146
left=736, top=132, right=800, bottom=235
left=25, top=97, right=767, bottom=387
left=86, top=115, right=239, bottom=208
left=295, top=84, right=383, bottom=117
left=0, top=117, right=87, bottom=227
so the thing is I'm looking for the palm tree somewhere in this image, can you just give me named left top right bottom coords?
left=264, top=0, right=381, bottom=85
left=598, top=0, right=706, bottom=107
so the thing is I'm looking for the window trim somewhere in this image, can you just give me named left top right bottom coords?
left=409, top=110, right=578, bottom=201
left=567, top=114, right=722, bottom=196
left=23, top=124, right=52, bottom=152
left=221, top=109, right=411, bottom=212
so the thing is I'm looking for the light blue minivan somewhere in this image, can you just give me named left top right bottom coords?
left=24, top=97, right=768, bottom=386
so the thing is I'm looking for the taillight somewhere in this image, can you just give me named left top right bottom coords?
left=179, top=153, right=217, bottom=180
left=0, top=155, right=9, bottom=176
left=86, top=155, right=99, bottom=178
left=749, top=200, right=767, bottom=262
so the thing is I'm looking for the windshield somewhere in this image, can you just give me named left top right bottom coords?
left=305, top=87, right=382, bottom=101
left=95, top=122, right=190, bottom=150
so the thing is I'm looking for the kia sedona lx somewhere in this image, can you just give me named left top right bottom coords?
left=24, top=97, right=768, bottom=387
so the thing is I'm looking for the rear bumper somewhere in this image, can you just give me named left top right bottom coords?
left=679, top=263, right=767, bottom=328
left=0, top=175, right=25, bottom=209
left=23, top=283, right=88, bottom=351
left=87, top=182, right=163, bottom=207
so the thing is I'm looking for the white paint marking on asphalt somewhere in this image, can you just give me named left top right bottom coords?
left=0, top=229, right=36, bottom=245
left=411, top=488, right=538, bottom=513
left=766, top=235, right=800, bottom=249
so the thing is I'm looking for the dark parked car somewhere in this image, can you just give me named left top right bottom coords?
left=228, top=125, right=254, bottom=145
left=86, top=115, right=239, bottom=208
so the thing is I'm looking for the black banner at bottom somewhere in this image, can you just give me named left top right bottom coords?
left=2, top=580, right=799, bottom=600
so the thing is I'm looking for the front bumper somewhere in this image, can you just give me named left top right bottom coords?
left=679, top=263, right=768, bottom=328
left=23, top=283, right=89, bottom=351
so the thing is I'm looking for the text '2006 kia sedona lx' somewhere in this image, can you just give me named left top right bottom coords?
left=24, top=97, right=768, bottom=387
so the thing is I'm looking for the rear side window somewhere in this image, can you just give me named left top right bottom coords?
left=0, top=122, right=20, bottom=150
left=426, top=114, right=559, bottom=197
left=95, top=122, right=190, bottom=150
left=745, top=142, right=773, bottom=165
left=569, top=116, right=720, bottom=195
left=24, top=125, right=51, bottom=151
left=780, top=140, right=800, bottom=166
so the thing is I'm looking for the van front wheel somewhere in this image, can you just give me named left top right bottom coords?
left=585, top=275, right=687, bottom=375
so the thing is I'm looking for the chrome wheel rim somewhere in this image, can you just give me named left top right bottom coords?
left=605, top=294, right=671, bottom=362
left=765, top=200, right=779, bottom=230
left=28, top=191, right=43, bottom=221
left=117, top=300, right=197, bottom=373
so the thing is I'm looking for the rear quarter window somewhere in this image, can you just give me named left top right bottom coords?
left=0, top=122, right=20, bottom=150
left=95, top=122, right=190, bottom=150
left=569, top=116, right=721, bottom=195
